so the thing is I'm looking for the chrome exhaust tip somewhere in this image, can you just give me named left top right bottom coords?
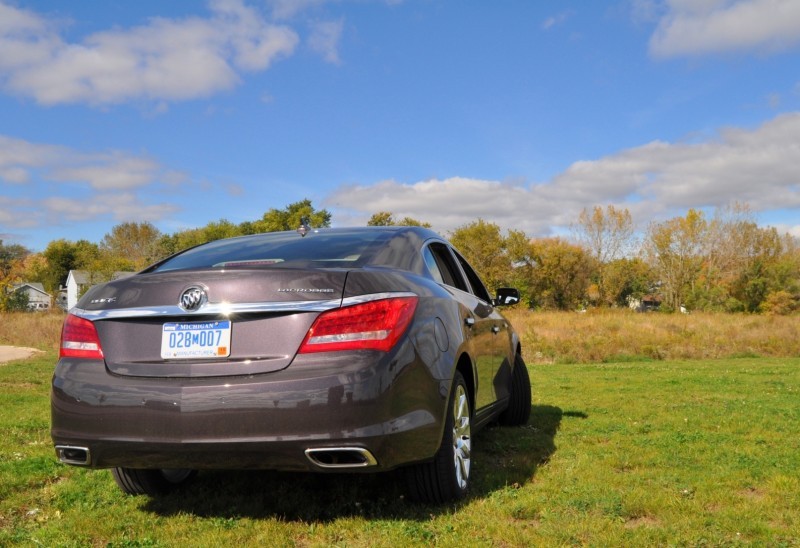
left=55, top=445, right=91, bottom=466
left=304, top=447, right=377, bottom=469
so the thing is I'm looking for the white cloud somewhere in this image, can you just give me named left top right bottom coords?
left=51, top=156, right=162, bottom=191
left=0, top=136, right=65, bottom=187
left=43, top=193, right=178, bottom=223
left=0, top=0, right=298, bottom=105
left=0, top=196, right=40, bottom=229
left=0, top=135, right=181, bottom=190
left=328, top=177, right=585, bottom=238
left=773, top=223, right=800, bottom=238
left=267, top=0, right=333, bottom=20
left=328, top=112, right=800, bottom=236
left=541, top=11, right=575, bottom=31
left=650, top=0, right=800, bottom=57
left=0, top=134, right=184, bottom=228
left=308, top=19, right=344, bottom=64
left=0, top=166, right=29, bottom=184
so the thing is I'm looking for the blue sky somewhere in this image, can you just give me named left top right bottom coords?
left=1, top=0, right=799, bottom=252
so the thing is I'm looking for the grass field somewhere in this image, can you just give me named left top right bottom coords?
left=2, top=346, right=798, bottom=545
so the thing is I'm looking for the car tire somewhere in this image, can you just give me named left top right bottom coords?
left=111, top=467, right=196, bottom=496
left=499, top=353, right=531, bottom=426
left=405, top=371, right=471, bottom=504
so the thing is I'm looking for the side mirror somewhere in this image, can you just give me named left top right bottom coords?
left=494, top=287, right=520, bottom=306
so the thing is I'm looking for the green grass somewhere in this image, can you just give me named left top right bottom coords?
left=2, top=352, right=799, bottom=546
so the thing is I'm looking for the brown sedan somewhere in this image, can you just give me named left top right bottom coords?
left=51, top=226, right=531, bottom=503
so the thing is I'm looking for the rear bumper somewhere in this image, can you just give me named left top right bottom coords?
left=51, top=340, right=448, bottom=471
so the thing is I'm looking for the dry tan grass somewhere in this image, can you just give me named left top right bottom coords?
left=505, top=308, right=800, bottom=364
left=0, top=311, right=64, bottom=352
left=1, top=308, right=798, bottom=364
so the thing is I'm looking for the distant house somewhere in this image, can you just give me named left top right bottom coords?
left=10, top=282, right=52, bottom=311
left=63, top=270, right=135, bottom=310
left=627, top=294, right=662, bottom=312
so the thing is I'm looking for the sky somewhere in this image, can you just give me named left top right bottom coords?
left=1, top=0, right=800, bottom=252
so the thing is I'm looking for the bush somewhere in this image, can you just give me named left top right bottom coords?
left=1, top=290, right=29, bottom=312
left=760, top=290, right=799, bottom=316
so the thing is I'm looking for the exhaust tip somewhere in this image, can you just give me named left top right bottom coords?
left=304, top=447, right=377, bottom=469
left=55, top=445, right=91, bottom=466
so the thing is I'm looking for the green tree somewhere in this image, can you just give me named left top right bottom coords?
left=158, top=219, right=244, bottom=258
left=501, top=229, right=539, bottom=306
left=603, top=257, right=657, bottom=307
left=2, top=288, right=30, bottom=312
left=449, top=219, right=513, bottom=292
left=100, top=222, right=162, bottom=271
left=527, top=238, right=594, bottom=310
left=253, top=199, right=331, bottom=233
left=39, top=239, right=99, bottom=292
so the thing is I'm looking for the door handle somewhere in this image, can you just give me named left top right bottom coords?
left=491, top=326, right=500, bottom=334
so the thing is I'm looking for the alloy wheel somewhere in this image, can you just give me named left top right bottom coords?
left=451, top=384, right=471, bottom=489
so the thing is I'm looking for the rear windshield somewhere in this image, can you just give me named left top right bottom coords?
left=151, top=230, right=393, bottom=273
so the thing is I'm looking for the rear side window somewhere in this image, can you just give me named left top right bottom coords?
left=423, top=243, right=469, bottom=293
left=452, top=249, right=492, bottom=303
left=152, top=230, right=392, bottom=272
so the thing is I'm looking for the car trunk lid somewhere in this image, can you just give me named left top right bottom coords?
left=79, top=269, right=347, bottom=378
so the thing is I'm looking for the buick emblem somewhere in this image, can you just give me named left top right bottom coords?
left=179, top=286, right=207, bottom=311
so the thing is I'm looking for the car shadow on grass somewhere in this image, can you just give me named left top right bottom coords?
left=142, top=404, right=573, bottom=522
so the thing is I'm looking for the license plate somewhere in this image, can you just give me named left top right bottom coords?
left=160, top=320, right=231, bottom=359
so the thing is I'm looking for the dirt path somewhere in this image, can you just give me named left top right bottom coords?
left=0, top=345, right=44, bottom=364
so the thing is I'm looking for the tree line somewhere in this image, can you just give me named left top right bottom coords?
left=1, top=200, right=798, bottom=314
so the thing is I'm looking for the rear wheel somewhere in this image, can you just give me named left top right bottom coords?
left=499, top=353, right=531, bottom=426
left=406, top=371, right=471, bottom=503
left=111, top=467, right=196, bottom=496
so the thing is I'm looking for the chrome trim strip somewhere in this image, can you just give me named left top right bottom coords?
left=72, top=292, right=417, bottom=321
left=339, top=291, right=417, bottom=306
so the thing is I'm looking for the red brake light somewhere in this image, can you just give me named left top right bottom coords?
left=60, top=314, right=104, bottom=359
left=299, top=296, right=418, bottom=353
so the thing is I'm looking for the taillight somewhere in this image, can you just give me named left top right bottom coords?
left=299, top=296, right=418, bottom=353
left=60, top=314, right=104, bottom=360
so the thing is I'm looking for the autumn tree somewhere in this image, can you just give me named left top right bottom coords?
left=367, top=211, right=432, bottom=228
left=0, top=240, right=32, bottom=311
left=449, top=221, right=594, bottom=308
left=527, top=238, right=594, bottom=310
left=15, top=253, right=48, bottom=288
left=0, top=240, right=29, bottom=280
left=603, top=257, right=657, bottom=307
left=253, top=199, right=331, bottom=233
left=572, top=205, right=636, bottom=305
left=449, top=219, right=514, bottom=292
left=643, top=209, right=708, bottom=311
left=367, top=212, right=394, bottom=226
left=100, top=222, right=162, bottom=271
left=734, top=230, right=799, bottom=313
left=670, top=203, right=800, bottom=313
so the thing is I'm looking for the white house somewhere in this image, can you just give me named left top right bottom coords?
left=64, top=270, right=134, bottom=310
left=10, top=282, right=52, bottom=311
